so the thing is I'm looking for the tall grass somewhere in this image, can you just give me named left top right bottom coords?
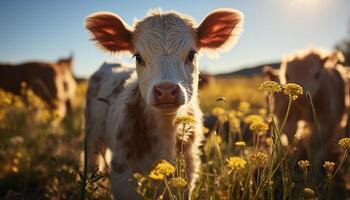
left=0, top=77, right=349, bottom=199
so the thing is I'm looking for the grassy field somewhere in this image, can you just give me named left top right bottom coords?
left=0, top=76, right=349, bottom=199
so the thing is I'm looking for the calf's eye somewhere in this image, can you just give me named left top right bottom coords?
left=133, top=53, right=144, bottom=65
left=186, top=50, right=197, bottom=64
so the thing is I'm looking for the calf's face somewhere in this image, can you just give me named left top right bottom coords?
left=280, top=51, right=344, bottom=97
left=86, top=9, right=243, bottom=113
left=281, top=54, right=324, bottom=96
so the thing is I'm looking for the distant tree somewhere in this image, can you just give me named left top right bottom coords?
left=335, top=22, right=350, bottom=66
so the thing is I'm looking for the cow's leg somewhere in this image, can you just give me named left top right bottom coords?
left=85, top=98, right=105, bottom=171
left=110, top=154, right=141, bottom=200
left=86, top=125, right=102, bottom=170
left=308, top=122, right=334, bottom=186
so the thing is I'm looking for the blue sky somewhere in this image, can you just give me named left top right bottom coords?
left=0, top=0, right=349, bottom=77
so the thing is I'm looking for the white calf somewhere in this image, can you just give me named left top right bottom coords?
left=85, top=8, right=243, bottom=199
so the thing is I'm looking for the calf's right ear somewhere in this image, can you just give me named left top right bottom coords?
left=85, top=12, right=133, bottom=53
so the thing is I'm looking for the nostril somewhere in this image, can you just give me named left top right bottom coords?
left=171, top=86, right=179, bottom=96
left=154, top=86, right=162, bottom=98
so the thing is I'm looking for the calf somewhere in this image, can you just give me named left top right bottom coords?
left=0, top=56, right=77, bottom=119
left=84, top=8, right=243, bottom=199
left=264, top=48, right=349, bottom=182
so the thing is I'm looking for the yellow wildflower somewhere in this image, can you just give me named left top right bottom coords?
left=21, top=81, right=27, bottom=88
left=211, top=134, right=222, bottom=145
left=249, top=121, right=269, bottom=136
left=13, top=158, right=19, bottom=165
left=11, top=166, right=18, bottom=173
left=283, top=83, right=303, bottom=100
left=10, top=136, right=24, bottom=145
left=259, top=81, right=282, bottom=94
left=203, top=127, right=210, bottom=135
left=303, top=187, right=315, bottom=198
left=149, top=160, right=175, bottom=180
left=338, top=137, right=350, bottom=150
left=259, top=108, right=267, bottom=117
left=244, top=114, right=263, bottom=125
left=249, top=151, right=268, bottom=167
left=323, top=161, right=335, bottom=175
left=226, top=156, right=246, bottom=171
left=149, top=171, right=165, bottom=180
left=175, top=115, right=195, bottom=125
left=169, top=177, right=187, bottom=188
left=298, top=160, right=310, bottom=171
left=269, top=181, right=274, bottom=187
left=235, top=141, right=246, bottom=148
left=218, top=114, right=228, bottom=123
left=16, top=152, right=22, bottom=158
left=238, top=102, right=250, bottom=113
left=265, top=137, right=273, bottom=146
left=133, top=172, right=143, bottom=180
left=228, top=111, right=240, bottom=132
left=211, top=107, right=225, bottom=117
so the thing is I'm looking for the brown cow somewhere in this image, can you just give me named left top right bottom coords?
left=264, top=48, right=349, bottom=185
left=0, top=56, right=77, bottom=119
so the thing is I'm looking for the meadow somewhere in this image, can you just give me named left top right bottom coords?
left=0, top=76, right=349, bottom=199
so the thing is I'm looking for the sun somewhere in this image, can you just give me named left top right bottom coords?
left=287, top=0, right=329, bottom=15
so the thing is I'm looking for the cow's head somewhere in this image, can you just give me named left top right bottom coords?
left=280, top=49, right=344, bottom=97
left=85, top=9, right=243, bottom=113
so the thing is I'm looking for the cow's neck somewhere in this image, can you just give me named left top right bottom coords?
left=123, top=83, right=182, bottom=164
left=150, top=110, right=178, bottom=160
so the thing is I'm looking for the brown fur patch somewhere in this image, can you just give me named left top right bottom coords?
left=120, top=85, right=155, bottom=160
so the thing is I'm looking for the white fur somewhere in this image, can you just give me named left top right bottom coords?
left=85, top=9, right=243, bottom=199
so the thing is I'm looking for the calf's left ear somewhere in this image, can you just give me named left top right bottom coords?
left=196, top=9, right=243, bottom=50
left=85, top=12, right=133, bottom=53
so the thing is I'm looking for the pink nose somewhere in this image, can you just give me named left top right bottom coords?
left=153, top=81, right=179, bottom=105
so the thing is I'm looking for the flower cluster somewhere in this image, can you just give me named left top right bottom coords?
left=259, top=81, right=282, bottom=94
left=265, top=137, right=273, bottom=146
left=169, top=177, right=187, bottom=188
left=235, top=141, right=246, bottom=148
left=238, top=102, right=250, bottom=113
left=211, top=107, right=225, bottom=117
left=323, top=161, right=335, bottom=175
left=149, top=160, right=175, bottom=180
left=175, top=115, right=196, bottom=125
left=249, top=121, right=269, bottom=136
left=298, top=160, right=310, bottom=172
left=203, top=127, right=210, bottom=135
left=338, top=137, right=350, bottom=150
left=283, top=83, right=303, bottom=100
left=249, top=151, right=268, bottom=167
left=226, top=156, right=246, bottom=171
left=303, top=187, right=315, bottom=198
left=244, top=114, right=263, bottom=125
left=211, top=134, right=222, bottom=145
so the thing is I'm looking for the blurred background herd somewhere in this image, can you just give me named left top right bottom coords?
left=1, top=0, right=350, bottom=199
